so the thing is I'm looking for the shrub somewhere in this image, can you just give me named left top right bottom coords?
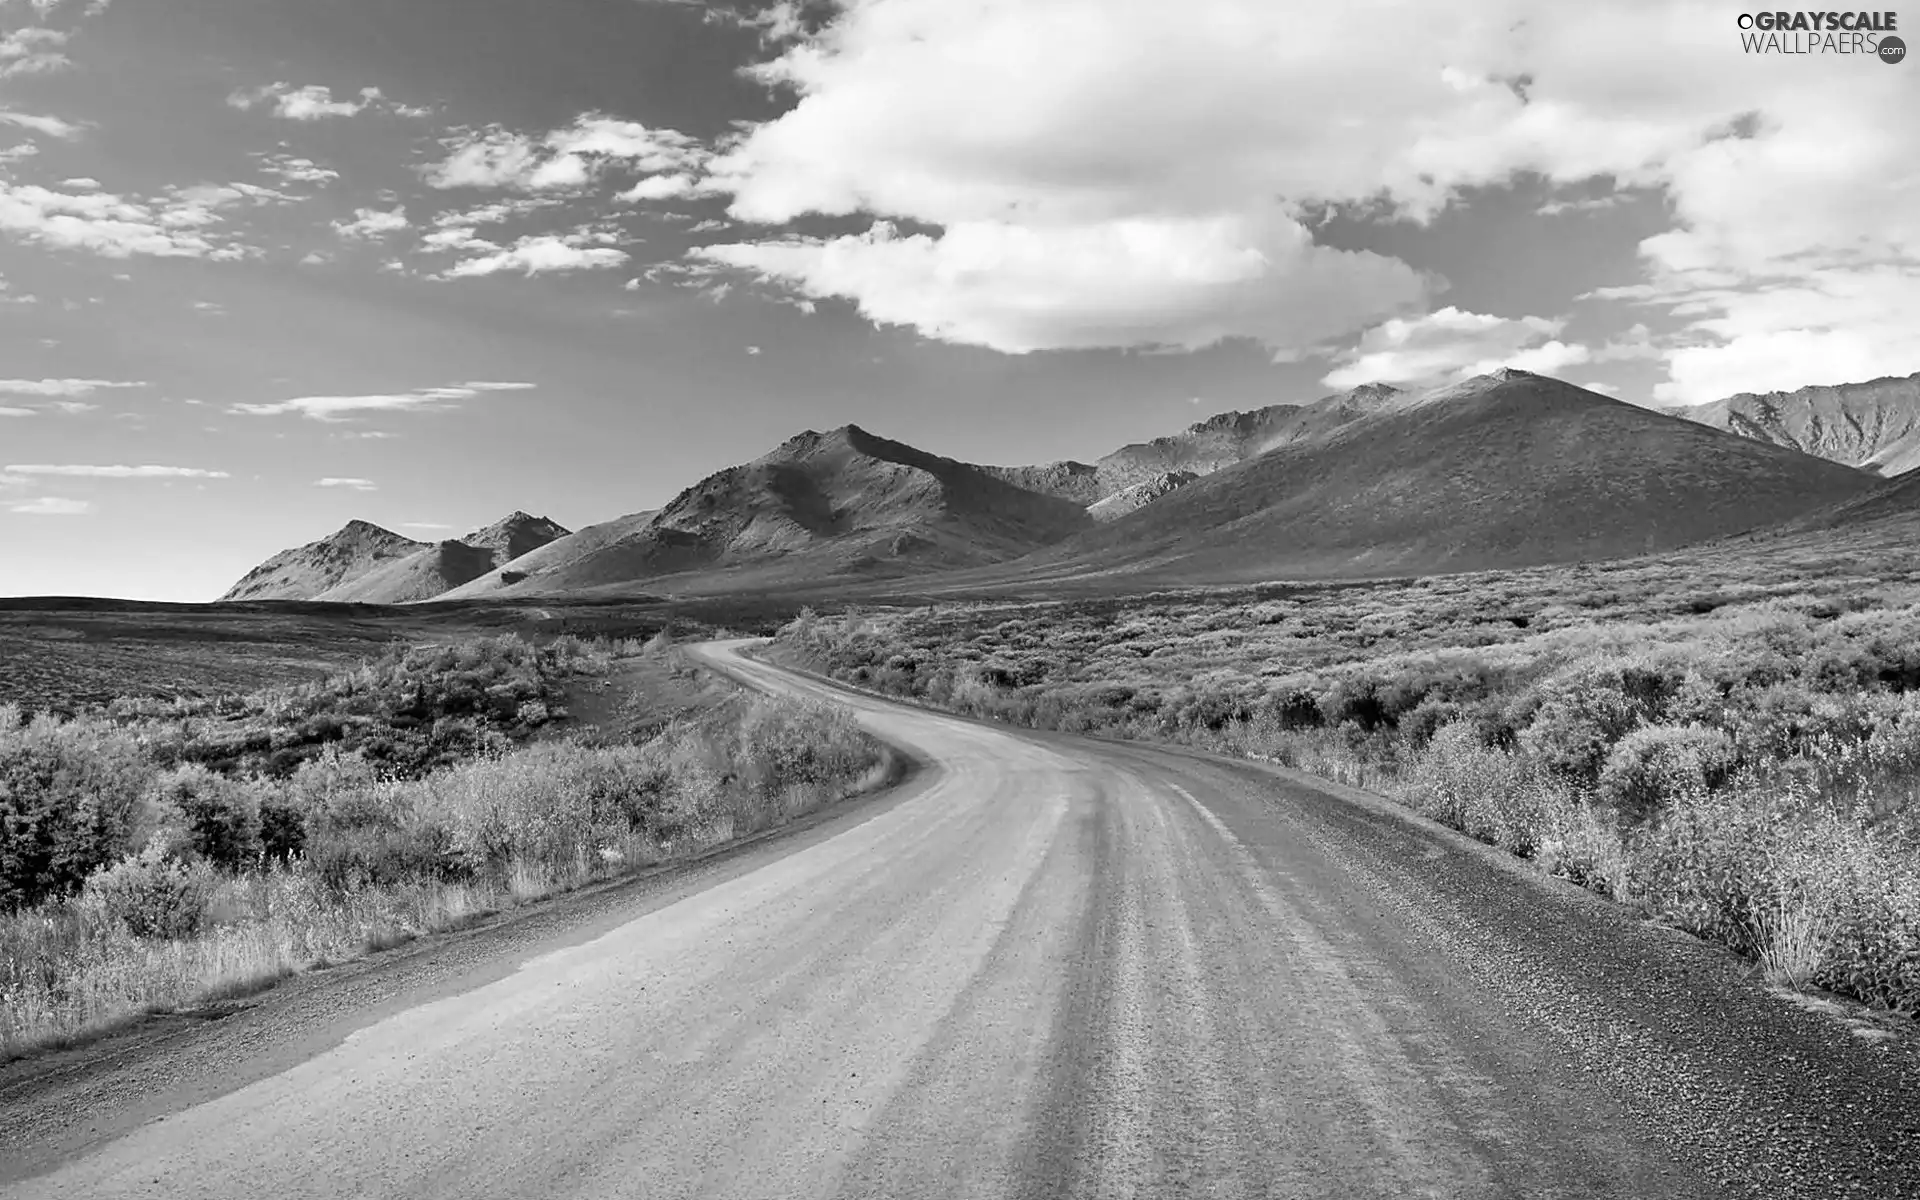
left=1597, top=723, right=1737, bottom=828
left=82, top=844, right=213, bottom=940
left=147, top=764, right=263, bottom=871
left=0, top=709, right=158, bottom=910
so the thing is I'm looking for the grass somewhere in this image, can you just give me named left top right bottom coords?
left=0, top=633, right=891, bottom=1058
left=775, top=541, right=1920, bottom=1017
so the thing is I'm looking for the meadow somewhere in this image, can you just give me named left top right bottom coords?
left=0, top=630, right=890, bottom=1056
left=777, top=534, right=1920, bottom=1016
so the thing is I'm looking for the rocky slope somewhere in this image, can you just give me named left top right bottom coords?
left=219, top=521, right=428, bottom=602
left=1672, top=371, right=1920, bottom=476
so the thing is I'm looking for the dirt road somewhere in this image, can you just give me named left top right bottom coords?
left=4, top=640, right=1916, bottom=1198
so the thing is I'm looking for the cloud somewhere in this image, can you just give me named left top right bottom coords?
left=695, top=215, right=1425, bottom=354
left=314, top=477, right=377, bottom=490
left=6, top=496, right=90, bottom=515
left=229, top=381, right=534, bottom=422
left=228, top=83, right=375, bottom=121
left=0, top=378, right=146, bottom=396
left=0, top=181, right=255, bottom=259
left=332, top=205, right=409, bottom=240
left=3, top=463, right=229, bottom=478
left=1321, top=307, right=1593, bottom=388
left=422, top=115, right=708, bottom=197
left=672, top=0, right=1919, bottom=379
left=0, top=110, right=85, bottom=139
left=0, top=27, right=70, bottom=78
left=254, top=153, right=340, bottom=187
left=439, top=233, right=628, bottom=278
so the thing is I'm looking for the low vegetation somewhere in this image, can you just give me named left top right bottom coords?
left=777, top=549, right=1920, bottom=1016
left=0, top=633, right=890, bottom=1056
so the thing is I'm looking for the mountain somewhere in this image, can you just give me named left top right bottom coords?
left=1000, top=370, right=1879, bottom=585
left=1671, top=372, right=1920, bottom=476
left=443, top=424, right=1093, bottom=597
left=222, top=511, right=572, bottom=605
left=438, top=509, right=662, bottom=599
left=460, top=511, right=571, bottom=563
left=218, top=521, right=427, bottom=602
left=1086, top=471, right=1198, bottom=522
left=991, top=383, right=1404, bottom=509
left=313, top=540, right=499, bottom=604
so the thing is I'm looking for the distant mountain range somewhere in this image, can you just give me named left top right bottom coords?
left=1666, top=370, right=1920, bottom=476
left=219, top=512, right=570, bottom=602
left=218, top=368, right=1918, bottom=603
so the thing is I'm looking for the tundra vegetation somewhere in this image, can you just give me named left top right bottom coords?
left=777, top=548, right=1920, bottom=1017
left=0, top=632, right=889, bottom=1056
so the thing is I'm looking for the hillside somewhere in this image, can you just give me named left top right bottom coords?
left=1777, top=465, right=1920, bottom=533
left=313, top=541, right=499, bottom=604
left=1000, top=370, right=1879, bottom=585
left=1673, top=371, right=1920, bottom=475
left=444, top=425, right=1092, bottom=597
left=438, top=509, right=662, bottom=600
left=218, top=521, right=427, bottom=602
left=1086, top=472, right=1198, bottom=522
left=460, top=511, right=571, bottom=563
left=989, top=382, right=1404, bottom=510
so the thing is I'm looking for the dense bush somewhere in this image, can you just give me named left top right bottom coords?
left=0, top=704, right=158, bottom=910
left=82, top=844, right=213, bottom=940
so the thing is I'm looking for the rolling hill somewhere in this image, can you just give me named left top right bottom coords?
left=996, top=370, right=1880, bottom=585
left=219, top=521, right=428, bottom=602
left=441, top=424, right=1093, bottom=598
left=1671, top=371, right=1920, bottom=476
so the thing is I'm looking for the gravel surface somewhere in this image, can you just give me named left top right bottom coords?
left=1, top=640, right=1913, bottom=1199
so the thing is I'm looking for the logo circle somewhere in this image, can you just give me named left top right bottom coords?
left=1882, top=35, right=1907, bottom=64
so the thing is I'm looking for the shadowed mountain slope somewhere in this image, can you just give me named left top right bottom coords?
left=1000, top=370, right=1879, bottom=585
left=1779, top=464, right=1920, bottom=533
left=218, top=521, right=427, bottom=602
left=443, top=425, right=1093, bottom=597
left=1672, top=372, right=1920, bottom=476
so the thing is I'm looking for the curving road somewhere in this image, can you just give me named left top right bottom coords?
left=4, top=640, right=1917, bottom=1199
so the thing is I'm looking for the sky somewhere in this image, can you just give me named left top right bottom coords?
left=0, top=0, right=1915, bottom=600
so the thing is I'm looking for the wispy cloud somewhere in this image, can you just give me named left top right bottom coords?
left=422, top=115, right=708, bottom=197
left=0, top=181, right=255, bottom=259
left=229, top=83, right=367, bottom=121
left=0, top=27, right=70, bottom=79
left=0, top=110, right=85, bottom=139
left=439, top=232, right=628, bottom=278
left=7, top=496, right=90, bottom=515
left=230, top=381, right=534, bottom=422
left=253, top=153, right=339, bottom=187
left=314, top=477, right=377, bottom=490
left=0, top=378, right=147, bottom=396
left=3, top=463, right=229, bottom=478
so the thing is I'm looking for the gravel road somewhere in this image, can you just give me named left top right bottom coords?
left=2, top=638, right=1915, bottom=1199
